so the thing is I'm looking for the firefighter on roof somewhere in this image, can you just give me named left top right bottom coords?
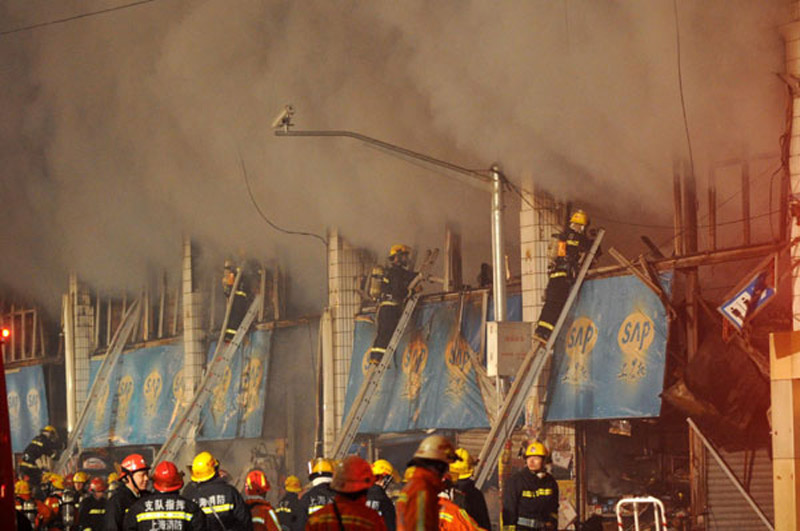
left=183, top=451, right=252, bottom=531
left=502, top=442, right=559, bottom=530
left=222, top=259, right=254, bottom=342
left=124, top=460, right=206, bottom=531
left=19, top=425, right=61, bottom=487
left=294, top=458, right=335, bottom=531
left=535, top=209, right=594, bottom=342
left=305, top=455, right=387, bottom=531
left=276, top=475, right=302, bottom=530
left=243, top=469, right=281, bottom=531
left=367, top=244, right=418, bottom=365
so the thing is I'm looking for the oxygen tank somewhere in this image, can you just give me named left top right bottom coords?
left=367, top=265, right=386, bottom=300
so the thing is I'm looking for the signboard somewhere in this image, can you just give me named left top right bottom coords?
left=718, top=254, right=777, bottom=331
left=486, top=321, right=533, bottom=377
left=4, top=364, right=49, bottom=453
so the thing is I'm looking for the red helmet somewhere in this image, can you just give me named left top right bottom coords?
left=152, top=461, right=184, bottom=493
left=330, top=456, right=375, bottom=494
left=120, top=453, right=149, bottom=477
left=245, top=469, right=270, bottom=496
left=88, top=477, right=107, bottom=493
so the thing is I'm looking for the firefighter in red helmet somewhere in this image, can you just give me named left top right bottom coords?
left=105, top=453, right=151, bottom=530
left=243, top=469, right=280, bottom=531
left=77, top=477, right=107, bottom=531
left=124, top=461, right=206, bottom=530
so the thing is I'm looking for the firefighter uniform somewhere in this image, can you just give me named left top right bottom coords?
left=534, top=217, right=592, bottom=341
left=19, top=427, right=60, bottom=486
left=366, top=484, right=396, bottom=531
left=183, top=476, right=252, bottom=531
left=306, top=497, right=387, bottom=531
left=222, top=261, right=253, bottom=342
left=245, top=496, right=281, bottom=531
left=107, top=484, right=148, bottom=530
left=294, top=482, right=335, bottom=531
left=438, top=497, right=484, bottom=531
left=77, top=495, right=107, bottom=530
left=275, top=491, right=300, bottom=530
left=397, top=466, right=443, bottom=531
left=123, top=492, right=206, bottom=531
left=501, top=469, right=559, bottom=530
left=453, top=478, right=490, bottom=531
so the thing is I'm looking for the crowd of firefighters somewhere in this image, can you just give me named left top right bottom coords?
left=14, top=431, right=559, bottom=530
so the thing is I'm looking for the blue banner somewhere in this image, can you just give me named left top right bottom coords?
left=5, top=364, right=49, bottom=453
left=345, top=297, right=499, bottom=433
left=545, top=273, right=673, bottom=421
left=199, top=329, right=273, bottom=440
left=83, top=343, right=184, bottom=447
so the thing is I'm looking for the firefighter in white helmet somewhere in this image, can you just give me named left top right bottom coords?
left=502, top=442, right=559, bottom=530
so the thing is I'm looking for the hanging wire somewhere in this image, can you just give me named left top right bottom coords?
left=0, top=0, right=160, bottom=36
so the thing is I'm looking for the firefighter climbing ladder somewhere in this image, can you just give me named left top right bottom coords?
left=154, top=291, right=264, bottom=465
left=56, top=298, right=143, bottom=474
left=331, top=249, right=439, bottom=460
left=474, top=229, right=605, bottom=489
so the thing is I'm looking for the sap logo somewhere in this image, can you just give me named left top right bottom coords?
left=565, top=317, right=598, bottom=357
left=617, top=313, right=654, bottom=355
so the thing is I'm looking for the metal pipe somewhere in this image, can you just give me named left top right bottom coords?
left=491, top=165, right=507, bottom=322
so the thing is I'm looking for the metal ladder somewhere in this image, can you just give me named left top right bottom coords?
left=154, top=291, right=264, bottom=465
left=56, top=298, right=143, bottom=474
left=474, top=229, right=604, bottom=489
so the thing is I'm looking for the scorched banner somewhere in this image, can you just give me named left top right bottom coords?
left=5, top=364, right=49, bottom=453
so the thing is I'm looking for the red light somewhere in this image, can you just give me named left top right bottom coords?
left=1, top=328, right=9, bottom=339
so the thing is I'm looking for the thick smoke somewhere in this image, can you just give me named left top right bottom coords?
left=0, top=0, right=788, bottom=318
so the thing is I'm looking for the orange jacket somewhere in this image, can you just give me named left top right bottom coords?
left=438, top=497, right=484, bottom=531
left=306, top=495, right=387, bottom=530
left=397, top=466, right=444, bottom=531
left=246, top=496, right=281, bottom=531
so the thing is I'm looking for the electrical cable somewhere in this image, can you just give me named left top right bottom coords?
left=0, top=0, right=160, bottom=36
left=673, top=0, right=696, bottom=180
left=240, top=158, right=327, bottom=247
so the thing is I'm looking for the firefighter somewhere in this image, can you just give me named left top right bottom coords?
left=367, top=244, right=419, bottom=365
left=182, top=451, right=252, bottom=531
left=306, top=455, right=386, bottom=530
left=16, top=478, right=51, bottom=529
left=534, top=209, right=594, bottom=342
left=40, top=473, right=66, bottom=530
left=19, top=425, right=61, bottom=487
left=222, top=259, right=253, bottom=341
left=294, top=458, right=335, bottom=531
left=438, top=494, right=484, bottom=531
left=63, top=470, right=89, bottom=529
left=106, top=453, right=151, bottom=531
left=397, top=435, right=459, bottom=531
left=502, top=442, right=559, bottom=530
left=78, top=477, right=107, bottom=531
left=449, top=449, right=490, bottom=530
left=276, top=475, right=301, bottom=531
left=243, top=469, right=281, bottom=531
left=124, top=460, right=206, bottom=531
left=107, top=472, right=121, bottom=498
left=367, top=460, right=396, bottom=531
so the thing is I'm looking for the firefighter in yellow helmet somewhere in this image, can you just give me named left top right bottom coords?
left=366, top=244, right=418, bottom=365
left=449, top=448, right=491, bottom=530
left=534, top=209, right=595, bottom=342
left=367, top=459, right=397, bottom=530
left=183, top=451, right=252, bottom=531
left=275, top=474, right=302, bottom=530
left=306, top=455, right=387, bottom=530
left=397, top=435, right=460, bottom=531
left=295, top=458, right=335, bottom=530
left=502, top=441, right=559, bottom=530
left=19, top=425, right=60, bottom=488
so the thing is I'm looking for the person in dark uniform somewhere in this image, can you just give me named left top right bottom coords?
left=105, top=453, right=151, bottom=531
left=124, top=460, right=206, bottom=531
left=293, top=458, right=335, bottom=531
left=275, top=475, right=302, bottom=531
left=535, top=209, right=593, bottom=342
left=502, top=442, right=559, bottom=530
left=367, top=244, right=418, bottom=365
left=367, top=460, right=396, bottom=531
left=243, top=469, right=281, bottom=530
left=78, top=477, right=108, bottom=530
left=182, top=451, right=252, bottom=531
left=19, top=426, right=60, bottom=487
left=449, top=448, right=490, bottom=531
left=222, top=260, right=253, bottom=341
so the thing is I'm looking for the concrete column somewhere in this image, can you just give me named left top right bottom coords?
left=325, top=229, right=367, bottom=455
left=181, top=237, right=205, bottom=461
left=783, top=11, right=800, bottom=330
left=69, top=274, right=94, bottom=425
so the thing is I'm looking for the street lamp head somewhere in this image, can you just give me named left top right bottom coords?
left=271, top=105, right=295, bottom=131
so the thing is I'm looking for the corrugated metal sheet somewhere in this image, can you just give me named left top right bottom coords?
left=706, top=448, right=773, bottom=530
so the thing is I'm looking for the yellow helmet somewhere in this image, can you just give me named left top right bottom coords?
left=14, top=479, right=31, bottom=496
left=524, top=441, right=548, bottom=458
left=107, top=472, right=119, bottom=483
left=449, top=448, right=475, bottom=480
left=570, top=209, right=588, bottom=226
left=372, top=459, right=395, bottom=478
left=190, top=451, right=219, bottom=482
left=73, top=471, right=90, bottom=484
left=284, top=475, right=302, bottom=493
left=309, top=457, right=335, bottom=479
left=413, top=435, right=459, bottom=463
left=389, top=244, right=411, bottom=259
left=49, top=473, right=65, bottom=490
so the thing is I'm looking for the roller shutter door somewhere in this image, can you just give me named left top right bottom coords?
left=706, top=448, right=773, bottom=530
